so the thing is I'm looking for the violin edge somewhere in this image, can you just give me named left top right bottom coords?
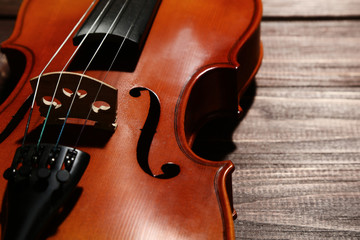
left=176, top=0, right=263, bottom=148
left=174, top=0, right=263, bottom=238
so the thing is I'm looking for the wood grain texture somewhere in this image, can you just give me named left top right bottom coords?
left=0, top=0, right=360, bottom=239
left=263, top=0, right=360, bottom=17
left=258, top=21, right=360, bottom=87
left=233, top=1, right=360, bottom=239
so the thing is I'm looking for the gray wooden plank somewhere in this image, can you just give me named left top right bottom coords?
left=229, top=86, right=360, bottom=239
left=230, top=87, right=360, bottom=155
left=263, top=0, right=360, bottom=17
left=236, top=220, right=360, bottom=240
left=257, top=21, right=360, bottom=87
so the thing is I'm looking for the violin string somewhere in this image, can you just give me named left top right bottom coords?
left=36, top=0, right=114, bottom=149
left=73, top=18, right=136, bottom=148
left=55, top=0, right=131, bottom=148
left=22, top=0, right=97, bottom=147
left=73, top=0, right=149, bottom=148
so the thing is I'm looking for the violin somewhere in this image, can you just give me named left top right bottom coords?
left=0, top=0, right=262, bottom=239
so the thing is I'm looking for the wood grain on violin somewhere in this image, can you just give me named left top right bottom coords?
left=0, top=0, right=262, bottom=239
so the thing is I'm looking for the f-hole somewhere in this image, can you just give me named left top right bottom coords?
left=129, top=87, right=180, bottom=179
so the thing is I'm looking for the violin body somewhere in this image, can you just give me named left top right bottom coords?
left=0, top=0, right=262, bottom=239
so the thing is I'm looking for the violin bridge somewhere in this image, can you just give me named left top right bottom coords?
left=30, top=72, right=117, bottom=131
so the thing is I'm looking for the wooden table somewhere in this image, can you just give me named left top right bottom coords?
left=1, top=0, right=359, bottom=239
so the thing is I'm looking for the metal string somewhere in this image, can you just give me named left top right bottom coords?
left=73, top=19, right=136, bottom=148
left=73, top=0, right=149, bottom=148
left=35, top=0, right=114, bottom=149
left=26, top=0, right=149, bottom=149
left=55, top=0, right=131, bottom=148
left=22, top=0, right=97, bottom=147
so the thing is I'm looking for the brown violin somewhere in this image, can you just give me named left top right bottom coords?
left=0, top=0, right=262, bottom=239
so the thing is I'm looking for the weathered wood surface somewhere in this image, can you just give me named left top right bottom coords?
left=0, top=0, right=359, bottom=239
left=263, top=0, right=360, bottom=17
left=236, top=1, right=360, bottom=239
left=258, top=21, right=360, bottom=87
